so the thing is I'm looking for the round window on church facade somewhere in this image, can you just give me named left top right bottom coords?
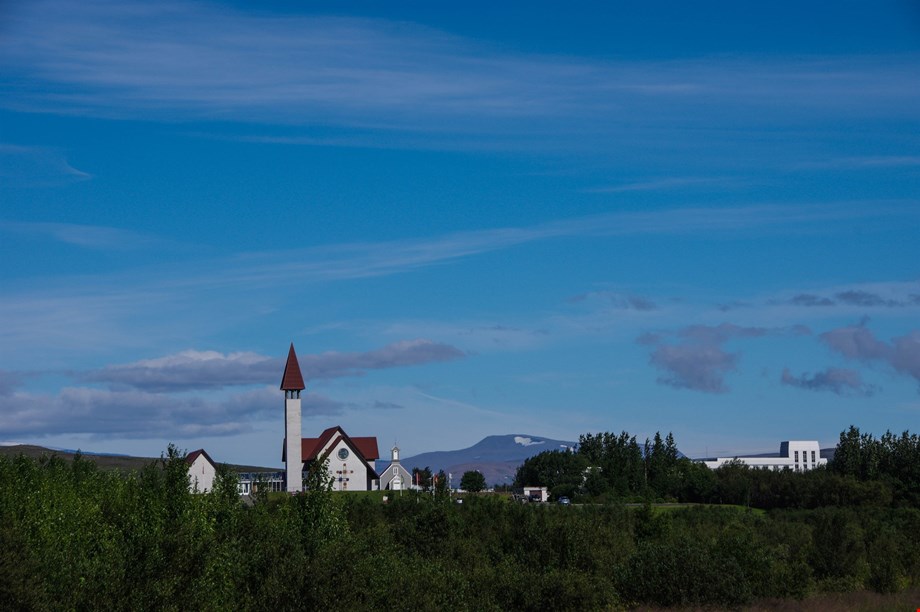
left=337, top=447, right=349, bottom=461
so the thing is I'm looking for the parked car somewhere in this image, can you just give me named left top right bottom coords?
left=557, top=496, right=571, bottom=505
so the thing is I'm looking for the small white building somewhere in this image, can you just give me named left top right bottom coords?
left=698, top=440, right=827, bottom=471
left=522, top=486, right=549, bottom=502
left=186, top=449, right=218, bottom=492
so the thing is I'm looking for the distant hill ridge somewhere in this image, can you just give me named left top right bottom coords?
left=0, top=444, right=277, bottom=473
left=388, top=434, right=577, bottom=486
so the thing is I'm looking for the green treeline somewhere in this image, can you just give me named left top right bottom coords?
left=515, top=426, right=920, bottom=509
left=1, top=427, right=919, bottom=610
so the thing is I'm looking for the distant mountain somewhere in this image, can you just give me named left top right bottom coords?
left=389, top=434, right=577, bottom=487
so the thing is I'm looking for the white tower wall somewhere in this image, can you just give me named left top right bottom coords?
left=285, top=393, right=302, bottom=492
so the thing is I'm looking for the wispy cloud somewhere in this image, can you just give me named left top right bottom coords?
left=772, top=283, right=920, bottom=311
left=835, top=290, right=920, bottom=308
left=641, top=323, right=810, bottom=393
left=383, top=321, right=550, bottom=352
left=2, top=0, right=918, bottom=148
left=649, top=343, right=741, bottom=394
left=202, top=202, right=920, bottom=289
left=83, top=340, right=465, bottom=392
left=1, top=204, right=916, bottom=356
left=797, top=156, right=920, bottom=170
left=788, top=293, right=836, bottom=307
left=1, top=337, right=464, bottom=438
left=0, top=144, right=90, bottom=185
left=82, top=350, right=278, bottom=392
left=0, top=220, right=158, bottom=250
left=0, top=385, right=343, bottom=438
left=585, top=177, right=741, bottom=193
left=821, top=322, right=920, bottom=388
left=298, top=340, right=465, bottom=379
left=568, top=290, right=657, bottom=311
left=781, top=367, right=877, bottom=396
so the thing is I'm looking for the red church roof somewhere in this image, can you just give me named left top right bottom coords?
left=185, top=448, right=217, bottom=468
left=280, top=343, right=305, bottom=391
left=282, top=425, right=380, bottom=463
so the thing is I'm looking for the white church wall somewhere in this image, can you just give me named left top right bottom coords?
left=188, top=454, right=216, bottom=493
left=324, top=438, right=374, bottom=491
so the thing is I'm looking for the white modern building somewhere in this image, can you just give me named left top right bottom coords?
left=698, top=440, right=827, bottom=471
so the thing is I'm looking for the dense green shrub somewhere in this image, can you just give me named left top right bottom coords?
left=2, top=432, right=919, bottom=610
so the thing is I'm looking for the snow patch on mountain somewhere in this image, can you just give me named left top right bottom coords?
left=513, top=436, right=545, bottom=447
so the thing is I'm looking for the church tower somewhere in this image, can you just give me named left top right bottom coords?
left=280, top=343, right=305, bottom=493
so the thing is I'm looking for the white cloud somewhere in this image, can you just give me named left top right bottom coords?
left=0, top=384, right=343, bottom=439
left=82, top=341, right=465, bottom=391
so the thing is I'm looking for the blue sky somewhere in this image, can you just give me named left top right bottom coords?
left=1, top=0, right=919, bottom=467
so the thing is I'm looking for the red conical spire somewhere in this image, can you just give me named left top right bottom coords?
left=280, top=343, right=305, bottom=391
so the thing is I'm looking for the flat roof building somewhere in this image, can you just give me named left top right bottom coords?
left=698, top=440, right=827, bottom=471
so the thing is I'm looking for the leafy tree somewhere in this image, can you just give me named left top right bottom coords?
left=305, top=454, right=334, bottom=492
left=434, top=469, right=450, bottom=501
left=809, top=508, right=869, bottom=589
left=411, top=466, right=433, bottom=491
left=460, top=470, right=486, bottom=493
left=674, top=458, right=718, bottom=503
left=644, top=431, right=681, bottom=498
left=714, top=460, right=753, bottom=506
left=583, top=467, right=609, bottom=497
left=514, top=450, right=587, bottom=492
left=867, top=527, right=905, bottom=593
left=832, top=426, right=920, bottom=506
left=4, top=431, right=920, bottom=610
left=577, top=431, right=648, bottom=497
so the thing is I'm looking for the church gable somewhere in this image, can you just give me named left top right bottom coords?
left=297, top=426, right=380, bottom=491
left=378, top=446, right=413, bottom=491
left=380, top=462, right=413, bottom=490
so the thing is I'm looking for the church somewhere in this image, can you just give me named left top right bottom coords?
left=378, top=445, right=413, bottom=491
left=280, top=344, right=381, bottom=492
